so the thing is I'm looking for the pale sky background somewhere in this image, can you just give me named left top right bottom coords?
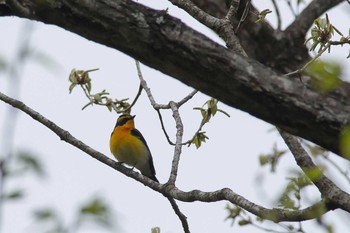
left=0, top=1, right=350, bottom=233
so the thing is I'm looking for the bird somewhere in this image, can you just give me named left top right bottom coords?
left=110, top=114, right=159, bottom=182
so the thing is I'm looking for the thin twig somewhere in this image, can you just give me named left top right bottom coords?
left=177, top=90, right=198, bottom=107
left=135, top=60, right=168, bottom=109
left=234, top=0, right=251, bottom=34
left=156, top=109, right=175, bottom=146
left=183, top=115, right=208, bottom=146
left=135, top=60, right=198, bottom=146
left=286, top=0, right=297, bottom=17
left=284, top=42, right=330, bottom=76
left=321, top=153, right=350, bottom=185
left=157, top=90, right=198, bottom=146
left=166, top=197, right=189, bottom=233
left=118, top=84, right=143, bottom=113
left=271, top=0, right=282, bottom=31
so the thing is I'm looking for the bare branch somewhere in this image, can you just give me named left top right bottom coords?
left=284, top=41, right=331, bottom=76
left=166, top=196, right=189, bottom=233
left=271, top=0, right=282, bottom=31
left=167, top=187, right=331, bottom=222
left=135, top=61, right=168, bottom=109
left=0, top=90, right=337, bottom=223
left=177, top=90, right=198, bottom=107
left=134, top=60, right=190, bottom=231
left=168, top=101, right=184, bottom=185
left=234, top=0, right=251, bottom=34
left=118, top=84, right=143, bottom=114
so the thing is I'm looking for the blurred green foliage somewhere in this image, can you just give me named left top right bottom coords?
left=259, top=143, right=287, bottom=173
left=33, top=197, right=115, bottom=233
left=305, top=60, right=342, bottom=93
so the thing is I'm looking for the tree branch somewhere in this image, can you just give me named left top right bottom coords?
left=134, top=61, right=189, bottom=232
left=279, top=130, right=350, bottom=212
left=0, top=91, right=337, bottom=222
left=285, top=0, right=345, bottom=38
left=168, top=0, right=245, bottom=54
left=168, top=101, right=183, bottom=185
left=3, top=0, right=350, bottom=159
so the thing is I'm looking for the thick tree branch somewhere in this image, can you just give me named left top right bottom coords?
left=279, top=130, right=350, bottom=212
left=285, top=0, right=346, bottom=39
left=168, top=0, right=245, bottom=53
left=0, top=91, right=336, bottom=222
left=3, top=0, right=350, bottom=159
left=191, top=0, right=344, bottom=72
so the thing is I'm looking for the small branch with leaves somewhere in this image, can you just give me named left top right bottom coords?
left=286, top=14, right=350, bottom=77
left=68, top=68, right=141, bottom=114
left=189, top=98, right=230, bottom=148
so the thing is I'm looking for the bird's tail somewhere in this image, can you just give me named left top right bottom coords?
left=144, top=173, right=159, bottom=183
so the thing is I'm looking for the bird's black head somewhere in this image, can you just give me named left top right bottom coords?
left=116, top=114, right=136, bottom=127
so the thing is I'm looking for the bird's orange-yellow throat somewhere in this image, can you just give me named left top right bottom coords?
left=110, top=114, right=158, bottom=182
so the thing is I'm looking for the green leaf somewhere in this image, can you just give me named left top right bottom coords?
left=304, top=167, right=323, bottom=182
left=69, top=83, right=77, bottom=93
left=217, top=109, right=230, bottom=117
left=86, top=81, right=92, bottom=93
left=33, top=208, right=57, bottom=221
left=81, top=198, right=107, bottom=215
left=340, top=126, right=350, bottom=159
left=306, top=60, right=342, bottom=93
left=82, top=100, right=93, bottom=110
left=69, top=69, right=78, bottom=83
left=259, top=155, right=269, bottom=166
left=255, top=9, right=272, bottom=23
left=207, top=98, right=218, bottom=116
left=193, top=107, right=206, bottom=118
left=79, top=197, right=113, bottom=228
left=4, top=189, right=24, bottom=200
left=279, top=194, right=296, bottom=209
left=193, top=136, right=200, bottom=148
left=238, top=219, right=251, bottom=226
left=151, top=227, right=161, bottom=233
left=17, top=151, right=45, bottom=176
left=258, top=143, right=286, bottom=172
left=190, top=131, right=209, bottom=149
left=225, top=204, right=244, bottom=225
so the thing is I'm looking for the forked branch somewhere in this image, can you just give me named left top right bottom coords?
left=0, top=90, right=339, bottom=224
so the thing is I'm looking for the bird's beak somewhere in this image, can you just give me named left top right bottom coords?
left=132, top=115, right=136, bottom=119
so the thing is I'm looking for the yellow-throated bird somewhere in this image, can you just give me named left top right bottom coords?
left=110, top=114, right=158, bottom=182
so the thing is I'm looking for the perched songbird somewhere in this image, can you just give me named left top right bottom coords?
left=110, top=114, right=158, bottom=182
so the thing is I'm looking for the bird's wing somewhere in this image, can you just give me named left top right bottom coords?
left=131, top=128, right=156, bottom=175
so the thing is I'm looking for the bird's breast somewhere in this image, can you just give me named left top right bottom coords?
left=110, top=128, right=149, bottom=166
